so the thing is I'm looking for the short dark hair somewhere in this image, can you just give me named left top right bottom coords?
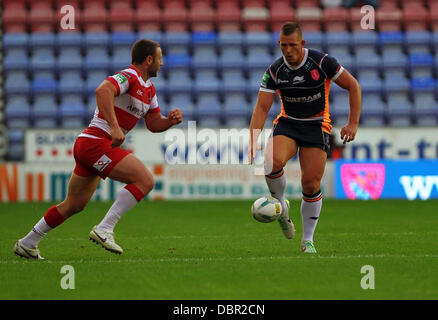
left=280, top=22, right=302, bottom=39
left=131, top=39, right=160, bottom=64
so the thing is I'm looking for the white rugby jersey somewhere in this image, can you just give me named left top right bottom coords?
left=79, top=65, right=161, bottom=140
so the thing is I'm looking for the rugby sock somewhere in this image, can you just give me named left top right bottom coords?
left=97, top=184, right=144, bottom=232
left=20, top=205, right=65, bottom=249
left=301, top=191, right=323, bottom=242
left=265, top=169, right=287, bottom=214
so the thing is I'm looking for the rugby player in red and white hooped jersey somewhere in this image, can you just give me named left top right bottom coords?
left=14, top=39, right=182, bottom=259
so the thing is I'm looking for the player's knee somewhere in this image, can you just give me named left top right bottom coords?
left=267, top=156, right=285, bottom=174
left=301, top=178, right=321, bottom=195
left=63, top=202, right=87, bottom=217
left=138, top=175, right=154, bottom=195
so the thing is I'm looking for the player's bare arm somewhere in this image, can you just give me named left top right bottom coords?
left=334, top=69, right=362, bottom=144
left=249, top=91, right=275, bottom=164
left=145, top=108, right=183, bottom=132
left=95, top=79, right=125, bottom=148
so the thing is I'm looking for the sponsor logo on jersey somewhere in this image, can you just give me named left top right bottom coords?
left=292, top=75, right=305, bottom=84
left=262, top=72, right=270, bottom=85
left=115, top=73, right=127, bottom=84
left=284, top=92, right=322, bottom=103
left=93, top=155, right=112, bottom=172
left=310, top=69, right=320, bottom=81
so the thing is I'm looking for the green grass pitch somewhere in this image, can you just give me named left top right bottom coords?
left=1, top=199, right=438, bottom=300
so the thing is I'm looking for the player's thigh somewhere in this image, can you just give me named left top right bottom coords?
left=298, top=147, right=327, bottom=191
left=265, top=134, right=299, bottom=173
left=107, top=153, right=154, bottom=193
left=58, top=173, right=101, bottom=216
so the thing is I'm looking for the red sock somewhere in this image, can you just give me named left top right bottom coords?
left=43, top=205, right=66, bottom=228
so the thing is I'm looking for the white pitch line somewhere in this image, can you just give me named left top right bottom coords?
left=2, top=254, right=438, bottom=265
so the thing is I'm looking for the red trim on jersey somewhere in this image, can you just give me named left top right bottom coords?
left=129, top=65, right=141, bottom=77
left=148, top=106, right=161, bottom=113
left=82, top=126, right=112, bottom=140
left=106, top=77, right=120, bottom=96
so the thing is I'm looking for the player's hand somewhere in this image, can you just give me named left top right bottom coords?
left=340, top=122, right=358, bottom=144
left=168, top=108, right=183, bottom=125
left=110, top=126, right=125, bottom=148
left=248, top=141, right=262, bottom=165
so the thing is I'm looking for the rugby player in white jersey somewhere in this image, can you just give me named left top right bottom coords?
left=14, top=39, right=182, bottom=259
left=249, top=22, right=362, bottom=253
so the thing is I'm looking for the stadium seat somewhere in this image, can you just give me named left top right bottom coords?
left=323, top=7, right=349, bottom=32
left=189, top=3, right=216, bottom=32
left=136, top=5, right=161, bottom=31
left=137, top=31, right=163, bottom=44
left=294, top=0, right=320, bottom=8
left=111, top=32, right=137, bottom=50
left=409, top=53, right=434, bottom=79
left=4, top=72, right=30, bottom=96
left=352, top=31, right=378, bottom=51
left=84, top=48, right=110, bottom=72
left=243, top=32, right=272, bottom=53
left=270, top=2, right=295, bottom=32
left=218, top=48, right=245, bottom=70
left=328, top=50, right=354, bottom=73
left=360, top=93, right=386, bottom=127
left=110, top=47, right=132, bottom=73
left=376, top=7, right=402, bottom=31
left=404, top=31, right=432, bottom=54
left=429, top=6, right=438, bottom=31
left=28, top=2, right=55, bottom=32
left=58, top=71, right=84, bottom=96
left=59, top=101, right=87, bottom=128
left=3, top=48, right=29, bottom=72
left=30, top=32, right=56, bottom=49
left=169, top=93, right=196, bottom=120
left=109, top=1, right=135, bottom=32
left=382, top=49, right=407, bottom=72
left=167, top=70, right=193, bottom=93
left=402, top=4, right=428, bottom=31
left=56, top=32, right=83, bottom=49
left=84, top=32, right=110, bottom=50
left=164, top=32, right=191, bottom=54
left=3, top=33, right=29, bottom=53
left=332, top=92, right=350, bottom=123
left=5, top=98, right=32, bottom=128
left=82, top=2, right=108, bottom=32
left=56, top=47, right=83, bottom=72
left=348, top=8, right=367, bottom=32
left=216, top=2, right=241, bottom=32
left=191, top=48, right=218, bottom=70
left=411, top=78, right=437, bottom=93
left=302, top=31, right=324, bottom=52
left=413, top=93, right=438, bottom=126
left=242, top=7, right=269, bottom=32
left=162, top=6, right=189, bottom=32
left=296, top=7, right=323, bottom=32
left=32, top=95, right=59, bottom=128
left=386, top=94, right=413, bottom=127
left=246, top=51, right=273, bottom=71
left=357, top=70, right=382, bottom=93
left=31, top=73, right=58, bottom=96
left=2, top=2, right=27, bottom=33
left=193, top=72, right=221, bottom=94
left=222, top=70, right=247, bottom=93
left=325, top=32, right=352, bottom=53
left=384, top=75, right=410, bottom=93
left=197, top=93, right=223, bottom=119
left=355, top=49, right=381, bottom=71
left=7, top=129, right=25, bottom=161
left=29, top=48, right=56, bottom=72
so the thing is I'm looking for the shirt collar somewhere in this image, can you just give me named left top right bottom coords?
left=283, top=48, right=308, bottom=70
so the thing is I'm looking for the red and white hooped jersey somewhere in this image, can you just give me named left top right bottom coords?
left=79, top=65, right=161, bottom=140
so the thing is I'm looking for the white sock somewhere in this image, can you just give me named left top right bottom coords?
left=97, top=187, right=139, bottom=232
left=265, top=169, right=287, bottom=214
left=20, top=217, right=52, bottom=249
left=301, top=191, right=323, bottom=242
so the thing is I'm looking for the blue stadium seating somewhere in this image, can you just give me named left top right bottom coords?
left=197, top=93, right=223, bottom=127
left=355, top=49, right=381, bottom=70
left=384, top=75, right=410, bottom=93
left=414, top=92, right=438, bottom=126
left=169, top=93, right=196, bottom=120
left=164, top=32, right=191, bottom=54
left=379, top=31, right=404, bottom=49
left=191, top=31, right=217, bottom=51
left=56, top=32, right=83, bottom=49
left=3, top=48, right=28, bottom=72
left=352, top=31, right=378, bottom=50
left=137, top=31, right=163, bottom=44
left=31, top=72, right=57, bottom=96
left=217, top=32, right=244, bottom=49
left=84, top=47, right=110, bottom=72
left=302, top=31, right=324, bottom=52
left=5, top=97, right=31, bottom=128
left=191, top=47, right=218, bottom=70
left=58, top=71, right=84, bottom=95
left=218, top=47, right=245, bottom=70
left=32, top=94, right=58, bottom=128
left=325, top=32, right=351, bottom=52
left=222, top=70, right=247, bottom=93
left=110, top=47, right=132, bottom=73
left=30, top=48, right=56, bottom=72
left=382, top=49, right=407, bottom=72
left=4, top=72, right=30, bottom=96
left=361, top=93, right=386, bottom=126
left=7, top=129, right=25, bottom=161
left=84, top=32, right=110, bottom=49
left=357, top=70, right=382, bottom=93
left=57, top=47, right=83, bottom=72
left=3, top=33, right=29, bottom=52
left=30, top=32, right=56, bottom=49
left=85, top=71, right=107, bottom=95
left=167, top=69, right=192, bottom=93
left=111, top=31, right=137, bottom=50
left=386, top=92, right=413, bottom=127
left=194, top=71, right=221, bottom=94
left=405, top=31, right=432, bottom=53
left=59, top=101, right=87, bottom=128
